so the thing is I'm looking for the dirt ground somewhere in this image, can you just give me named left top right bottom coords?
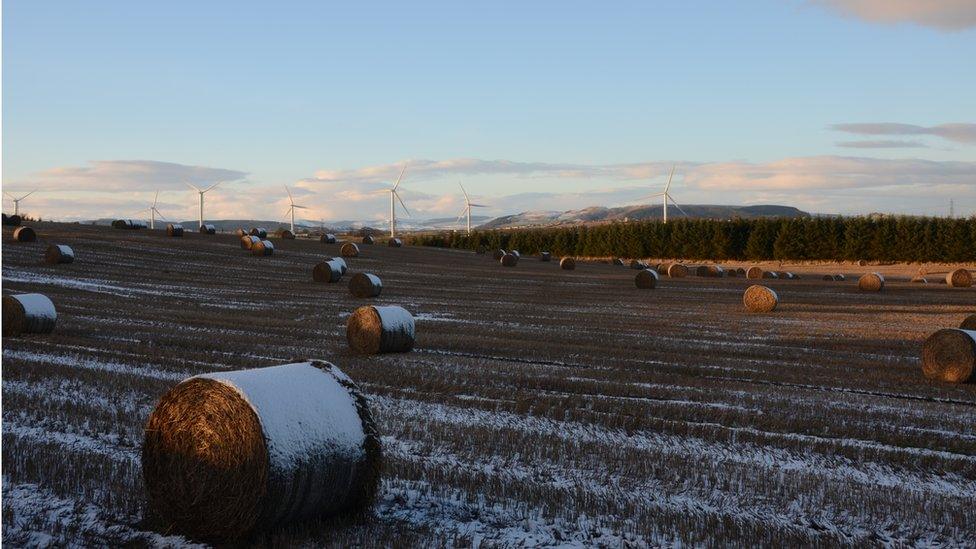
left=2, top=222, right=975, bottom=546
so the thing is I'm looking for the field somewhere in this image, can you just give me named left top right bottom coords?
left=3, top=222, right=975, bottom=547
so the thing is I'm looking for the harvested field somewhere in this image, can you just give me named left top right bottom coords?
left=3, top=222, right=976, bottom=546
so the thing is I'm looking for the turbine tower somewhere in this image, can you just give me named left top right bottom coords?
left=376, top=165, right=410, bottom=238
left=141, top=190, right=167, bottom=229
left=4, top=190, right=36, bottom=216
left=283, top=185, right=308, bottom=233
left=637, top=165, right=687, bottom=224
left=185, top=182, right=221, bottom=230
left=456, top=183, right=488, bottom=235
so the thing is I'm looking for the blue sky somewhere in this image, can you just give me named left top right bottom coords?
left=3, top=0, right=975, bottom=222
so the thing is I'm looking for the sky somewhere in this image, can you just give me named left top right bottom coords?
left=3, top=0, right=975, bottom=224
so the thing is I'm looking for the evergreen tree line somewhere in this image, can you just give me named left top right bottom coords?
left=408, top=216, right=976, bottom=262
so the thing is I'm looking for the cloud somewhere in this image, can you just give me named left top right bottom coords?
left=32, top=160, right=249, bottom=192
left=812, top=0, right=976, bottom=30
left=830, top=123, right=976, bottom=144
left=835, top=140, right=928, bottom=149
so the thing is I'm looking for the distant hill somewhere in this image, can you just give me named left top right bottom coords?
left=479, top=204, right=809, bottom=229
left=86, top=215, right=492, bottom=233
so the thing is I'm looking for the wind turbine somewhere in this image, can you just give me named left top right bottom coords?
left=637, top=165, right=687, bottom=224
left=375, top=165, right=410, bottom=238
left=283, top=185, right=308, bottom=233
left=456, top=183, right=488, bottom=235
left=140, top=190, right=167, bottom=229
left=4, top=190, right=36, bottom=216
left=185, top=182, right=221, bottom=230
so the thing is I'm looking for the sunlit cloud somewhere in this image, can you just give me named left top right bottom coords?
left=812, top=0, right=976, bottom=31
left=836, top=140, right=928, bottom=149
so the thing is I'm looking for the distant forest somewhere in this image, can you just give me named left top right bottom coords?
left=408, top=216, right=976, bottom=262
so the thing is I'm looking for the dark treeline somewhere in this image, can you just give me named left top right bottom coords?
left=408, top=216, right=976, bottom=262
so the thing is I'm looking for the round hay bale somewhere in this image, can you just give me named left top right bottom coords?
left=250, top=228, right=268, bottom=239
left=743, top=285, right=778, bottom=313
left=858, top=272, right=884, bottom=292
left=708, top=266, right=725, bottom=277
left=44, top=244, right=74, bottom=265
left=321, top=234, right=337, bottom=244
left=142, top=360, right=381, bottom=541
left=613, top=258, right=624, bottom=266
left=341, top=242, right=360, bottom=258
left=235, top=228, right=248, bottom=237
left=3, top=293, right=57, bottom=336
left=560, top=257, right=576, bottom=270
left=510, top=250, right=520, bottom=258
left=277, top=229, right=296, bottom=240
left=695, top=265, right=710, bottom=277
left=241, top=235, right=260, bottom=250
left=13, top=226, right=36, bottom=242
left=667, top=264, right=688, bottom=278
left=166, top=224, right=184, bottom=237
left=540, top=252, right=551, bottom=262
left=326, top=257, right=348, bottom=275
left=921, top=329, right=976, bottom=383
left=635, top=269, right=658, bottom=289
left=312, top=260, right=343, bottom=283
left=856, top=259, right=867, bottom=267
left=492, top=249, right=507, bottom=261
left=6, top=214, right=22, bottom=226
left=251, top=240, right=275, bottom=256
left=655, top=264, right=668, bottom=275
left=361, top=235, right=375, bottom=245
left=346, top=305, right=415, bottom=354
left=630, top=260, right=645, bottom=270
left=781, top=272, right=796, bottom=280
left=911, top=276, right=928, bottom=284
left=946, top=269, right=973, bottom=288
left=835, top=274, right=845, bottom=281
left=348, top=273, right=382, bottom=298
left=761, top=271, right=779, bottom=279
left=823, top=274, right=836, bottom=281
left=200, top=224, right=216, bottom=234
left=112, top=219, right=133, bottom=229
left=959, top=314, right=976, bottom=330
left=500, top=253, right=519, bottom=267
left=736, top=267, right=746, bottom=276
left=726, top=268, right=739, bottom=278
left=388, top=238, right=402, bottom=248
left=746, top=266, right=764, bottom=279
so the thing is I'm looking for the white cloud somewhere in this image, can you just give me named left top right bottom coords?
left=836, top=140, right=928, bottom=149
left=31, top=160, right=248, bottom=192
left=812, top=0, right=976, bottom=31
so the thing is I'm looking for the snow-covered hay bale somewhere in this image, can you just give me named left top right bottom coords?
left=13, top=226, right=36, bottom=242
left=348, top=273, right=382, bottom=298
left=921, top=329, right=976, bottom=383
left=200, top=224, right=216, bottom=235
left=858, top=272, right=884, bottom=292
left=761, top=271, right=779, bottom=279
left=613, top=258, right=625, bottom=266
left=142, top=360, right=381, bottom=541
left=362, top=235, right=375, bottom=245
left=630, top=260, right=646, bottom=270
left=509, top=250, right=521, bottom=258
left=696, top=265, right=724, bottom=278
left=635, top=269, right=658, bottom=289
left=250, top=228, right=268, bottom=239
left=500, top=253, right=519, bottom=267
left=251, top=240, right=275, bottom=256
left=346, top=305, right=415, bottom=354
left=321, top=234, right=337, bottom=244
left=235, top=228, right=249, bottom=237
left=277, top=229, right=296, bottom=240
left=112, top=219, right=134, bottom=229
left=911, top=276, right=928, bottom=284
left=492, top=249, right=507, bottom=261
left=388, top=238, right=402, bottom=248
left=312, top=260, right=344, bottom=283
left=241, top=235, right=260, bottom=250
left=823, top=274, right=836, bottom=281
left=327, top=257, right=348, bottom=275
left=3, top=293, right=57, bottom=336
left=835, top=274, right=845, bottom=281
left=667, top=264, right=688, bottom=278
left=560, top=257, right=576, bottom=270
left=743, top=285, right=778, bottom=313
left=946, top=269, right=973, bottom=288
left=746, top=266, right=764, bottom=279
left=959, top=314, right=976, bottom=330
left=341, top=243, right=360, bottom=258
left=167, top=224, right=184, bottom=237
left=44, top=244, right=74, bottom=265
left=540, top=252, right=551, bottom=262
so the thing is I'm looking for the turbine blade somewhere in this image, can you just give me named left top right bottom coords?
left=456, top=206, right=468, bottom=224
left=154, top=207, right=168, bottom=221
left=459, top=182, right=469, bottom=202
left=19, top=190, right=37, bottom=201
left=185, top=182, right=201, bottom=192
left=3, top=191, right=15, bottom=200
left=668, top=195, right=688, bottom=217
left=284, top=184, right=293, bottom=203
left=392, top=164, right=406, bottom=192
left=203, top=181, right=222, bottom=193
left=664, top=164, right=675, bottom=194
left=293, top=205, right=308, bottom=209
left=152, top=190, right=159, bottom=207
left=395, top=191, right=411, bottom=217
left=469, top=203, right=488, bottom=207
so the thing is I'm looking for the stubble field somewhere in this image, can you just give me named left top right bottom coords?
left=2, top=222, right=975, bottom=547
